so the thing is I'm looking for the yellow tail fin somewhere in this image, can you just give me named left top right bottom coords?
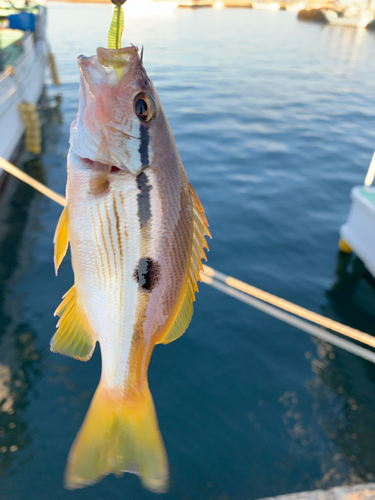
left=65, top=383, right=169, bottom=493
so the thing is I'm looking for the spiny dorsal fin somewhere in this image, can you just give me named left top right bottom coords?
left=161, top=184, right=211, bottom=345
left=54, top=206, right=69, bottom=275
left=51, top=286, right=96, bottom=361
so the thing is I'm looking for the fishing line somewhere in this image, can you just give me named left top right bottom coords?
left=1, top=156, right=375, bottom=364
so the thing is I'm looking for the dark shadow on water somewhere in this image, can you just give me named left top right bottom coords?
left=277, top=251, right=375, bottom=492
left=326, top=250, right=375, bottom=335
left=305, top=338, right=375, bottom=486
left=296, top=251, right=375, bottom=487
left=0, top=167, right=43, bottom=475
left=0, top=93, right=63, bottom=476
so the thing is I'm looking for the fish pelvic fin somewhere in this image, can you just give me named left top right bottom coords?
left=64, top=383, right=169, bottom=494
left=51, top=286, right=96, bottom=361
left=161, top=184, right=211, bottom=345
left=54, top=205, right=69, bottom=275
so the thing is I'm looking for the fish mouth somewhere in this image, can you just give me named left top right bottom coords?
left=96, top=46, right=139, bottom=68
left=78, top=46, right=140, bottom=86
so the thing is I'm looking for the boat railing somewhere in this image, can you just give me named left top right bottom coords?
left=0, top=27, right=28, bottom=72
left=0, top=1, right=44, bottom=73
left=364, top=151, right=375, bottom=187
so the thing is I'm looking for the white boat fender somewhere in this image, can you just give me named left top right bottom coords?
left=18, top=103, right=41, bottom=155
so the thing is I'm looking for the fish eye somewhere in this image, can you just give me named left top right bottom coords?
left=134, top=93, right=157, bottom=123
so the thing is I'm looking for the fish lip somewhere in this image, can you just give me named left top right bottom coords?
left=77, top=46, right=139, bottom=85
left=96, top=46, right=139, bottom=67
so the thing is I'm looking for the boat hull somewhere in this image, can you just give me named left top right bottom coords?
left=340, top=186, right=375, bottom=278
left=0, top=33, right=48, bottom=163
left=323, top=9, right=374, bottom=27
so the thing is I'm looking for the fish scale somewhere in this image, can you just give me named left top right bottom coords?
left=87, top=185, right=141, bottom=389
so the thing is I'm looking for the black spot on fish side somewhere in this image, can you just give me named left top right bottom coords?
left=137, top=172, right=152, bottom=228
left=133, top=257, right=160, bottom=292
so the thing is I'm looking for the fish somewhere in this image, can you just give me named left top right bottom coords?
left=52, top=45, right=210, bottom=493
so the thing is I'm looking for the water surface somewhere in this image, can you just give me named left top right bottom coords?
left=1, top=4, right=375, bottom=499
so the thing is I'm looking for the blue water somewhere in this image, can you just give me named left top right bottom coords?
left=1, top=4, right=375, bottom=499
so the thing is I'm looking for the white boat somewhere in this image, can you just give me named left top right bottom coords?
left=125, top=0, right=177, bottom=16
left=339, top=152, right=375, bottom=278
left=285, top=1, right=305, bottom=11
left=0, top=0, right=49, bottom=164
left=252, top=1, right=280, bottom=9
left=324, top=6, right=374, bottom=27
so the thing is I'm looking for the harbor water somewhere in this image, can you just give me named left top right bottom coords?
left=1, top=4, right=375, bottom=499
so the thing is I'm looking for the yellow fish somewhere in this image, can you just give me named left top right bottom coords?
left=52, top=46, right=210, bottom=493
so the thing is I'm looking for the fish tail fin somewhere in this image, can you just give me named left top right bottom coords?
left=64, top=382, right=169, bottom=493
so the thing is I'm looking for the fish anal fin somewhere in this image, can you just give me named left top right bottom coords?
left=54, top=206, right=69, bottom=275
left=51, top=286, right=96, bottom=361
left=160, top=184, right=210, bottom=345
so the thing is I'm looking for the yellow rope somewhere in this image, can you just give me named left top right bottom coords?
left=201, top=266, right=375, bottom=349
left=18, top=103, right=42, bottom=155
left=0, top=157, right=66, bottom=207
left=1, top=156, right=374, bottom=351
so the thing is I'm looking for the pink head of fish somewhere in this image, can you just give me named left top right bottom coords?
left=70, top=46, right=161, bottom=175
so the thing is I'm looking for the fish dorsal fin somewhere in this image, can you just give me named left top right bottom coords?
left=161, top=185, right=211, bottom=345
left=54, top=206, right=69, bottom=275
left=51, top=286, right=96, bottom=361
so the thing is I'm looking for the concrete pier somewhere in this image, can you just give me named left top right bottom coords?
left=258, top=483, right=375, bottom=500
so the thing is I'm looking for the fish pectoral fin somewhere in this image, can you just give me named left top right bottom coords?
left=65, top=383, right=169, bottom=493
left=160, top=184, right=211, bottom=345
left=51, top=285, right=96, bottom=361
left=54, top=205, right=69, bottom=275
